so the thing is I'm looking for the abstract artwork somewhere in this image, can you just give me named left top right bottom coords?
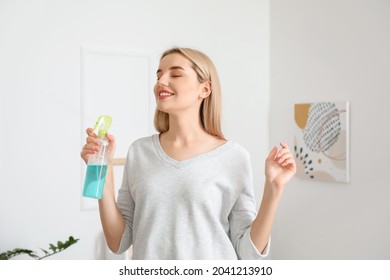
left=294, top=102, right=349, bottom=183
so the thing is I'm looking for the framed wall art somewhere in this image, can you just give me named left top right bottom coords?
left=294, top=101, right=349, bottom=183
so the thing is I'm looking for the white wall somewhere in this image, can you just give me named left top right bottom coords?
left=270, top=0, right=390, bottom=259
left=0, top=0, right=269, bottom=259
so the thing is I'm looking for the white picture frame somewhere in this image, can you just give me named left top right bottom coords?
left=80, top=46, right=156, bottom=210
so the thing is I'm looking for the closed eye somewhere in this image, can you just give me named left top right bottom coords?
left=156, top=66, right=185, bottom=80
left=157, top=75, right=181, bottom=81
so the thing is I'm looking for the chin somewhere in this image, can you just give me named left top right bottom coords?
left=156, top=105, right=170, bottom=114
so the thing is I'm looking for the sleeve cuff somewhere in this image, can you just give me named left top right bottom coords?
left=112, top=225, right=132, bottom=255
left=238, top=228, right=271, bottom=259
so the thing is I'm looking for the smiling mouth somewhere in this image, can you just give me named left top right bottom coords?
left=158, top=91, right=175, bottom=97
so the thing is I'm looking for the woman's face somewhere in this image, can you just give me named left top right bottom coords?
left=154, top=53, right=209, bottom=114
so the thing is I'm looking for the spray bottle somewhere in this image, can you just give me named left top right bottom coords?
left=82, top=115, right=112, bottom=199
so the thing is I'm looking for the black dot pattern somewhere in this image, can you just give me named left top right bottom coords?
left=295, top=145, right=315, bottom=179
left=303, top=102, right=341, bottom=153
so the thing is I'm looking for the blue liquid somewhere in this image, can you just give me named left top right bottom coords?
left=83, top=164, right=108, bottom=199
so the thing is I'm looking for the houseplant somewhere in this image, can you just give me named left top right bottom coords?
left=0, top=236, right=79, bottom=260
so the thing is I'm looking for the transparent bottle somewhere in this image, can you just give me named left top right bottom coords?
left=82, top=115, right=112, bottom=199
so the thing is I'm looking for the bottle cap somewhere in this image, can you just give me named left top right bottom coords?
left=93, top=115, right=112, bottom=138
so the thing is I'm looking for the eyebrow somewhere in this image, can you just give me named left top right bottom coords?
left=156, top=66, right=185, bottom=74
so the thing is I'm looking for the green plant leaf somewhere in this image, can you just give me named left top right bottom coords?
left=0, top=253, right=9, bottom=260
left=49, top=243, right=57, bottom=252
left=0, top=236, right=79, bottom=260
left=40, top=248, right=49, bottom=255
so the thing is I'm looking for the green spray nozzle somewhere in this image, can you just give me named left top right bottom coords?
left=93, top=115, right=112, bottom=138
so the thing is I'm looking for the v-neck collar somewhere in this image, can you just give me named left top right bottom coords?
left=152, top=134, right=234, bottom=169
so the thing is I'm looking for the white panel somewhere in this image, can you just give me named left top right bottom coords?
left=80, top=47, right=153, bottom=210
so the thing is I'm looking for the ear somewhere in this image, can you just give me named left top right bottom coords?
left=199, top=81, right=212, bottom=99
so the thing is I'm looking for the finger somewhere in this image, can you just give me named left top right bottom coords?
left=86, top=128, right=97, bottom=137
left=267, top=146, right=278, bottom=160
left=277, top=153, right=293, bottom=164
left=85, top=143, right=100, bottom=151
left=86, top=136, right=100, bottom=145
left=81, top=148, right=98, bottom=158
left=282, top=158, right=296, bottom=170
left=106, top=132, right=116, bottom=143
left=275, top=149, right=291, bottom=159
left=80, top=148, right=96, bottom=159
left=81, top=149, right=95, bottom=157
left=279, top=142, right=291, bottom=152
left=275, top=143, right=291, bottom=158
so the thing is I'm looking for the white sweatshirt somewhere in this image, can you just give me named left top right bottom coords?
left=115, top=134, right=269, bottom=259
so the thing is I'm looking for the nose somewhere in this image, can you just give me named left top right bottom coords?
left=157, top=73, right=169, bottom=86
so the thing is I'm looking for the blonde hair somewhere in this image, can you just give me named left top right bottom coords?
left=154, top=47, right=225, bottom=140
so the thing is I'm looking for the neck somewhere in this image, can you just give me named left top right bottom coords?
left=164, top=110, right=207, bottom=144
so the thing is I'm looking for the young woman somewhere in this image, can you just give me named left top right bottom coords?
left=81, top=47, right=296, bottom=259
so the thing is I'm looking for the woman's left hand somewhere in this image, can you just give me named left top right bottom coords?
left=265, top=142, right=297, bottom=192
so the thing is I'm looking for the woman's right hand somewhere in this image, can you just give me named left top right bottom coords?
left=80, top=128, right=116, bottom=165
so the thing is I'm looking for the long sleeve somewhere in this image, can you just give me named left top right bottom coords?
left=228, top=152, right=270, bottom=259
left=114, top=150, right=135, bottom=254
left=110, top=135, right=270, bottom=259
